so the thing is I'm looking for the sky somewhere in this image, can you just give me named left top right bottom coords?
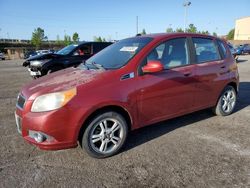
left=0, top=0, right=249, bottom=41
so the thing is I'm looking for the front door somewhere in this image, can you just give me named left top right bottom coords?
left=137, top=37, right=197, bottom=126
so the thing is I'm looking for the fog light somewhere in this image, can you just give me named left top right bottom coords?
left=29, top=130, right=47, bottom=143
left=34, top=132, right=45, bottom=143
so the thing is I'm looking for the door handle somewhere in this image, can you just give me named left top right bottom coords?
left=220, top=65, right=226, bottom=69
left=183, top=72, right=191, bottom=77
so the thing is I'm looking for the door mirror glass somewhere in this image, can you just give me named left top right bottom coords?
left=142, top=60, right=164, bottom=73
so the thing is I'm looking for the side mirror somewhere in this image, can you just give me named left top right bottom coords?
left=142, top=60, right=164, bottom=73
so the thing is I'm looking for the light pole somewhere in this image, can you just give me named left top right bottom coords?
left=136, top=16, right=138, bottom=34
left=183, top=1, right=191, bottom=32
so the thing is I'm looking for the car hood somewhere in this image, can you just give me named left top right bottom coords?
left=23, top=53, right=60, bottom=66
left=21, top=67, right=107, bottom=100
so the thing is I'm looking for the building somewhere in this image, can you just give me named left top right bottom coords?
left=0, top=39, right=63, bottom=59
left=234, top=17, right=250, bottom=40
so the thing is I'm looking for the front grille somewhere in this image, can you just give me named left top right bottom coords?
left=30, top=67, right=39, bottom=71
left=17, top=94, right=26, bottom=109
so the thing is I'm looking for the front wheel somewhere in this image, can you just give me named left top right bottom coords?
left=82, top=111, right=128, bottom=158
left=213, top=85, right=237, bottom=116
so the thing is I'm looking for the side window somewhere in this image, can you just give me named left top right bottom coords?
left=79, top=45, right=91, bottom=55
left=217, top=40, right=227, bottom=59
left=73, top=45, right=92, bottom=56
left=93, top=43, right=110, bottom=53
left=146, top=38, right=189, bottom=69
left=192, top=38, right=220, bottom=63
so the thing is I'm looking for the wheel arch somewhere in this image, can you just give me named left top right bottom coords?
left=214, top=81, right=238, bottom=106
left=227, top=81, right=238, bottom=94
left=78, top=105, right=132, bottom=142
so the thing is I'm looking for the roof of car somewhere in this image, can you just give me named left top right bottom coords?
left=136, top=32, right=216, bottom=40
left=77, top=41, right=113, bottom=45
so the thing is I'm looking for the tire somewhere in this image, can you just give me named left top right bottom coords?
left=213, top=85, right=237, bottom=116
left=82, top=111, right=128, bottom=158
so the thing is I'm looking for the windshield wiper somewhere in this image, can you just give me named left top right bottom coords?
left=86, top=62, right=105, bottom=70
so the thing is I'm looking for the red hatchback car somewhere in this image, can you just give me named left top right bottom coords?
left=15, top=33, right=239, bottom=158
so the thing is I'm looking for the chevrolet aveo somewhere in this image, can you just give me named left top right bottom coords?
left=15, top=33, right=239, bottom=158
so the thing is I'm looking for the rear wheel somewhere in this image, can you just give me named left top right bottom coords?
left=213, top=85, right=237, bottom=116
left=82, top=111, right=128, bottom=158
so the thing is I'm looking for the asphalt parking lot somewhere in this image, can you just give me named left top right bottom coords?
left=0, top=56, right=250, bottom=187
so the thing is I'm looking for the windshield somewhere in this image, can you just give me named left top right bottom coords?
left=56, top=44, right=78, bottom=55
left=84, top=37, right=153, bottom=69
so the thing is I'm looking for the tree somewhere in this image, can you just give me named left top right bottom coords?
left=166, top=27, right=174, bottom=33
left=227, top=29, right=235, bottom=40
left=200, top=30, right=210, bottom=35
left=31, top=27, right=47, bottom=50
left=175, top=28, right=184, bottom=33
left=141, top=29, right=146, bottom=35
left=212, top=32, right=217, bottom=37
left=93, top=36, right=106, bottom=42
left=72, top=32, right=79, bottom=43
left=56, top=35, right=63, bottom=45
left=64, top=34, right=72, bottom=46
left=187, top=24, right=197, bottom=33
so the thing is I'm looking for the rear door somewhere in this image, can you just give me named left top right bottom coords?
left=137, top=37, right=197, bottom=126
left=191, top=37, right=227, bottom=109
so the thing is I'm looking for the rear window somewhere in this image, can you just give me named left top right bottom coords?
left=192, top=38, right=220, bottom=63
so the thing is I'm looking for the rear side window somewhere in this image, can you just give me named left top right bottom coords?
left=217, top=40, right=227, bottom=59
left=192, top=38, right=220, bottom=63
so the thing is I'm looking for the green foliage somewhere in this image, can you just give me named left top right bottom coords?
left=141, top=29, right=146, bottom=35
left=166, top=24, right=215, bottom=36
left=64, top=35, right=72, bottom=46
left=166, top=27, right=174, bottom=33
left=72, top=32, right=79, bottom=43
left=200, top=30, right=210, bottom=35
left=186, top=24, right=197, bottom=33
left=31, top=27, right=47, bottom=50
left=56, top=35, right=64, bottom=45
left=175, top=28, right=184, bottom=33
left=93, top=36, right=106, bottom=42
left=212, top=32, right=217, bottom=37
left=227, top=29, right=235, bottom=40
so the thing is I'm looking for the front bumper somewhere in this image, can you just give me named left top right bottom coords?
left=28, top=68, right=41, bottom=76
left=14, top=105, right=85, bottom=150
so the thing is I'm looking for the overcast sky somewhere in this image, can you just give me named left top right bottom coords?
left=0, top=0, right=249, bottom=41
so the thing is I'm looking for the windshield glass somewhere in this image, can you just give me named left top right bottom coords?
left=84, top=37, right=153, bottom=69
left=56, top=44, right=78, bottom=55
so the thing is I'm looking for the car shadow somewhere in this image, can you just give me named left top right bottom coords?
left=235, top=81, right=250, bottom=111
left=236, top=59, right=248, bottom=63
left=122, top=81, right=250, bottom=153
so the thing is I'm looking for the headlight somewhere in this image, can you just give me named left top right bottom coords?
left=31, top=88, right=77, bottom=112
left=30, top=59, right=51, bottom=66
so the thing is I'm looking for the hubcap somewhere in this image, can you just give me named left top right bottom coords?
left=90, top=118, right=124, bottom=154
left=221, top=90, right=236, bottom=113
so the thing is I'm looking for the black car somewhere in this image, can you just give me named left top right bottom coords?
left=23, top=42, right=112, bottom=78
left=24, top=51, right=39, bottom=59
